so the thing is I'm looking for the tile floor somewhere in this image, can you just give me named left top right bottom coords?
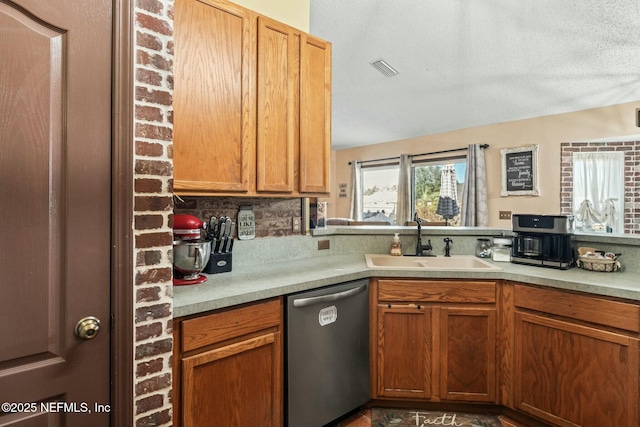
left=336, top=408, right=371, bottom=427
left=336, top=408, right=530, bottom=427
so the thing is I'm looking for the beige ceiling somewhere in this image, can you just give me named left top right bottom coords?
left=309, top=0, right=640, bottom=150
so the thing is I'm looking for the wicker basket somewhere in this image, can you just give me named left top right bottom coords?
left=577, top=256, right=621, bottom=272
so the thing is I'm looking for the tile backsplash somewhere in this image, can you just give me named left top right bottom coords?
left=175, top=196, right=303, bottom=238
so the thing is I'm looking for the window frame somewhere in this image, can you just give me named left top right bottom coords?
left=360, top=162, right=400, bottom=223
left=358, top=154, right=467, bottom=226
left=411, top=155, right=467, bottom=224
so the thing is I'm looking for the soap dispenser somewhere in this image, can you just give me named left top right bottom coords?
left=390, top=233, right=402, bottom=256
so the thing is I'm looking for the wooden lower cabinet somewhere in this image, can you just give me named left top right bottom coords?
left=173, top=298, right=283, bottom=427
left=171, top=279, right=640, bottom=427
left=376, top=304, right=432, bottom=399
left=372, top=278, right=498, bottom=403
left=440, top=307, right=496, bottom=402
left=515, top=312, right=638, bottom=427
left=511, top=283, right=640, bottom=427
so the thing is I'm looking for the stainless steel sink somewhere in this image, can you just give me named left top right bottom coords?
left=365, top=254, right=502, bottom=271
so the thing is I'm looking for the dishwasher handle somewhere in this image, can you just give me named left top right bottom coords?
left=292, top=284, right=367, bottom=308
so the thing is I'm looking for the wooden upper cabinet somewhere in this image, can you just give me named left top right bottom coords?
left=173, top=0, right=254, bottom=193
left=299, top=34, right=331, bottom=193
left=256, top=16, right=297, bottom=192
left=173, top=0, right=331, bottom=196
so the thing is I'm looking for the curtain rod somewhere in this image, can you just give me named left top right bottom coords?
left=348, top=144, right=489, bottom=165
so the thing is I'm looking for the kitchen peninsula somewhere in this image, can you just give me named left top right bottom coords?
left=174, top=227, right=640, bottom=315
left=173, top=227, right=640, bottom=427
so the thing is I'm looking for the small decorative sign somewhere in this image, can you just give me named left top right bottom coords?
left=500, top=145, right=539, bottom=196
left=237, top=205, right=255, bottom=240
left=338, top=182, right=348, bottom=198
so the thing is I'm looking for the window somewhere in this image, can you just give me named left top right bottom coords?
left=573, top=151, right=624, bottom=233
left=360, top=157, right=466, bottom=225
left=361, top=165, right=398, bottom=224
left=413, top=160, right=466, bottom=226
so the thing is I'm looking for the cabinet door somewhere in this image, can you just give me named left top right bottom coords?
left=376, top=304, right=432, bottom=399
left=299, top=33, right=331, bottom=193
left=515, top=312, right=639, bottom=427
left=181, top=332, right=282, bottom=427
left=256, top=16, right=297, bottom=192
left=440, top=307, right=497, bottom=402
left=174, top=0, right=253, bottom=193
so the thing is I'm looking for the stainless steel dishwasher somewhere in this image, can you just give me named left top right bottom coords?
left=286, top=279, right=369, bottom=427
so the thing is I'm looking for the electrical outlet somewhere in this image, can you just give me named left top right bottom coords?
left=292, top=217, right=301, bottom=232
left=318, top=239, right=330, bottom=250
left=499, top=211, right=512, bottom=220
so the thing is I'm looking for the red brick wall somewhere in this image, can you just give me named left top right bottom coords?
left=175, top=197, right=303, bottom=238
left=560, top=141, right=640, bottom=234
left=133, top=0, right=175, bottom=426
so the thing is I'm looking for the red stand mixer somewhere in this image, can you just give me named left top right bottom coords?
left=173, top=214, right=211, bottom=286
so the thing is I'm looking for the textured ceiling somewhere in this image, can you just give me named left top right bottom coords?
left=309, top=0, right=640, bottom=150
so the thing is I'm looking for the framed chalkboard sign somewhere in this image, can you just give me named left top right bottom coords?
left=500, top=145, right=540, bottom=196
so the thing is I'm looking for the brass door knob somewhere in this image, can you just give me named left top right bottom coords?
left=75, top=316, right=101, bottom=340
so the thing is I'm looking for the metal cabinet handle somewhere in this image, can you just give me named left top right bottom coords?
left=384, top=303, right=423, bottom=309
left=293, top=285, right=366, bottom=308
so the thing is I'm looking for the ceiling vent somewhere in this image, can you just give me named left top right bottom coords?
left=370, top=59, right=399, bottom=77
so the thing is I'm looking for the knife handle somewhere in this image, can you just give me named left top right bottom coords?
left=224, top=236, right=233, bottom=253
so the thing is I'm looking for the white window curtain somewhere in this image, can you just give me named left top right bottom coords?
left=395, top=154, right=412, bottom=225
left=349, top=161, right=363, bottom=221
left=573, top=151, right=624, bottom=232
left=461, top=144, right=488, bottom=226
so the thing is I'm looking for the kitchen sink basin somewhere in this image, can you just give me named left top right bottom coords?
left=365, top=254, right=502, bottom=271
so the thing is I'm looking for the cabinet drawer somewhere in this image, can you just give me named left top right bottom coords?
left=514, top=284, right=640, bottom=333
left=181, top=298, right=282, bottom=352
left=378, top=279, right=496, bottom=303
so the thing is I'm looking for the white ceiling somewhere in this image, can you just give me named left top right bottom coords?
left=309, top=0, right=640, bottom=150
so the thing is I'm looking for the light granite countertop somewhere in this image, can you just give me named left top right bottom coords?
left=173, top=253, right=640, bottom=318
